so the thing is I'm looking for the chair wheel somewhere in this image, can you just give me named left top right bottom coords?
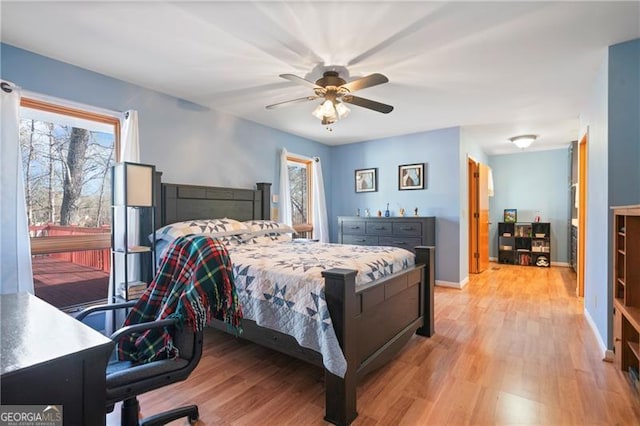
left=188, top=414, right=199, bottom=424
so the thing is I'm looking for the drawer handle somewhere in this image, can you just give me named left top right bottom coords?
left=401, top=227, right=415, bottom=231
left=355, top=239, right=366, bottom=243
left=350, top=226, right=360, bottom=229
left=392, top=241, right=407, bottom=245
left=374, top=227, right=386, bottom=230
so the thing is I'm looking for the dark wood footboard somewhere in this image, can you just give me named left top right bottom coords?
left=321, top=245, right=435, bottom=425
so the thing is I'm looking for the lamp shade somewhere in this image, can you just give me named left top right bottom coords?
left=112, top=162, right=154, bottom=207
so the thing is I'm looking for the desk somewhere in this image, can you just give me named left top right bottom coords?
left=1, top=292, right=114, bottom=426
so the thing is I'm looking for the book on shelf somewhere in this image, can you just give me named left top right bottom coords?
left=117, top=280, right=147, bottom=299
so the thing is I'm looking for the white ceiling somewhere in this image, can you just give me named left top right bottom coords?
left=2, top=1, right=639, bottom=154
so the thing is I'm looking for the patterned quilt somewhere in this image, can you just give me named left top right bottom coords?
left=227, top=240, right=415, bottom=378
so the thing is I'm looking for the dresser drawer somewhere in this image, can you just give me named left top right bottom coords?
left=392, top=222, right=422, bottom=237
left=341, top=221, right=366, bottom=235
left=365, top=221, right=392, bottom=235
left=343, top=235, right=378, bottom=246
left=379, top=236, right=421, bottom=251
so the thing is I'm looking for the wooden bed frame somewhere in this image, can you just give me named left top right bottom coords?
left=156, top=179, right=435, bottom=425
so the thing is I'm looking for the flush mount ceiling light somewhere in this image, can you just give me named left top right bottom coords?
left=509, top=134, right=537, bottom=149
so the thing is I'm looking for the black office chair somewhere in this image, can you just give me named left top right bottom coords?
left=76, top=302, right=203, bottom=426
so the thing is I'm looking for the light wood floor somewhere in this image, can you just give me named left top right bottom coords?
left=125, top=264, right=640, bottom=425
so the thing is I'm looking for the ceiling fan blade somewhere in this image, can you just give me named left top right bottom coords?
left=340, top=73, right=389, bottom=93
left=279, top=74, right=322, bottom=89
left=342, top=95, right=393, bottom=114
left=265, top=96, right=318, bottom=109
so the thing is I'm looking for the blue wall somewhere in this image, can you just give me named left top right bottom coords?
left=580, top=38, right=639, bottom=352
left=488, top=149, right=570, bottom=263
left=581, top=52, right=609, bottom=350
left=609, top=39, right=640, bottom=208
left=604, top=38, right=640, bottom=347
left=329, top=128, right=462, bottom=284
left=0, top=43, right=332, bottom=225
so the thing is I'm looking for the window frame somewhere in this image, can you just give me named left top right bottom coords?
left=286, top=155, right=313, bottom=228
left=20, top=97, right=121, bottom=253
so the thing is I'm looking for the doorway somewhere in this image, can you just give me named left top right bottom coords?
left=468, top=158, right=490, bottom=274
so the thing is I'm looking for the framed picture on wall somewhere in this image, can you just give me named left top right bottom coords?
left=504, top=209, right=517, bottom=223
left=355, top=168, right=377, bottom=193
left=398, top=163, right=425, bottom=190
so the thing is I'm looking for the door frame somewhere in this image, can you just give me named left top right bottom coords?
left=577, top=132, right=588, bottom=297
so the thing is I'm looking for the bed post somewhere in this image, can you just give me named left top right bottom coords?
left=321, top=268, right=358, bottom=426
left=415, top=246, right=435, bottom=336
left=256, top=182, right=271, bottom=220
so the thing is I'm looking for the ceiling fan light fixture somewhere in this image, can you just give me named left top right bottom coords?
left=335, top=101, right=350, bottom=119
left=311, top=104, right=324, bottom=120
left=320, top=99, right=335, bottom=116
left=509, top=134, right=537, bottom=149
left=270, top=70, right=392, bottom=128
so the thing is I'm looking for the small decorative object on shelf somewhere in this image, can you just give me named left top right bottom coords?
left=365, top=208, right=370, bottom=217
left=356, top=208, right=360, bottom=217
left=399, top=208, right=405, bottom=217
left=504, top=208, right=517, bottom=223
left=385, top=203, right=390, bottom=217
left=377, top=210, right=382, bottom=217
left=414, top=207, right=418, bottom=216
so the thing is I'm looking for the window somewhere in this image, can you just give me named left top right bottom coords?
left=287, top=156, right=312, bottom=235
left=19, top=97, right=120, bottom=310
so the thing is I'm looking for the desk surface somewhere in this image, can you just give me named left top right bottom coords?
left=1, top=292, right=113, bottom=376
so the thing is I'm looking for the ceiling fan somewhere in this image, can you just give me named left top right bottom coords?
left=266, top=71, right=393, bottom=126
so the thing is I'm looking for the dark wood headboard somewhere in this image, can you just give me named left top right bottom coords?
left=158, top=181, right=271, bottom=228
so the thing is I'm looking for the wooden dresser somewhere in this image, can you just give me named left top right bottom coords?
left=337, top=216, right=435, bottom=253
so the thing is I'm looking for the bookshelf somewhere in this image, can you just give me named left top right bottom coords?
left=497, top=222, right=550, bottom=267
left=612, top=205, right=640, bottom=395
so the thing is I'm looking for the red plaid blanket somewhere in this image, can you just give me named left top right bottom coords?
left=117, top=235, right=242, bottom=363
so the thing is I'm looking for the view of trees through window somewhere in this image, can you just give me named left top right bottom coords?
left=19, top=100, right=118, bottom=310
left=287, top=158, right=310, bottom=225
left=20, top=115, right=115, bottom=229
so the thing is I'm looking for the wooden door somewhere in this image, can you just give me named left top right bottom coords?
left=469, top=159, right=490, bottom=274
left=469, top=159, right=479, bottom=273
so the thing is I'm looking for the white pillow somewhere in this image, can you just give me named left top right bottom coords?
left=242, top=220, right=296, bottom=236
left=154, top=218, right=249, bottom=242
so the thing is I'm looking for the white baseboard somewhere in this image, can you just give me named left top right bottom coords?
left=436, top=276, right=469, bottom=289
left=584, top=307, right=609, bottom=360
left=488, top=258, right=570, bottom=267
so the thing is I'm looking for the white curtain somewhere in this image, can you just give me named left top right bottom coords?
left=107, top=110, right=140, bottom=331
left=0, top=81, right=34, bottom=294
left=279, top=148, right=293, bottom=226
left=487, top=167, right=495, bottom=197
left=311, top=157, right=329, bottom=243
